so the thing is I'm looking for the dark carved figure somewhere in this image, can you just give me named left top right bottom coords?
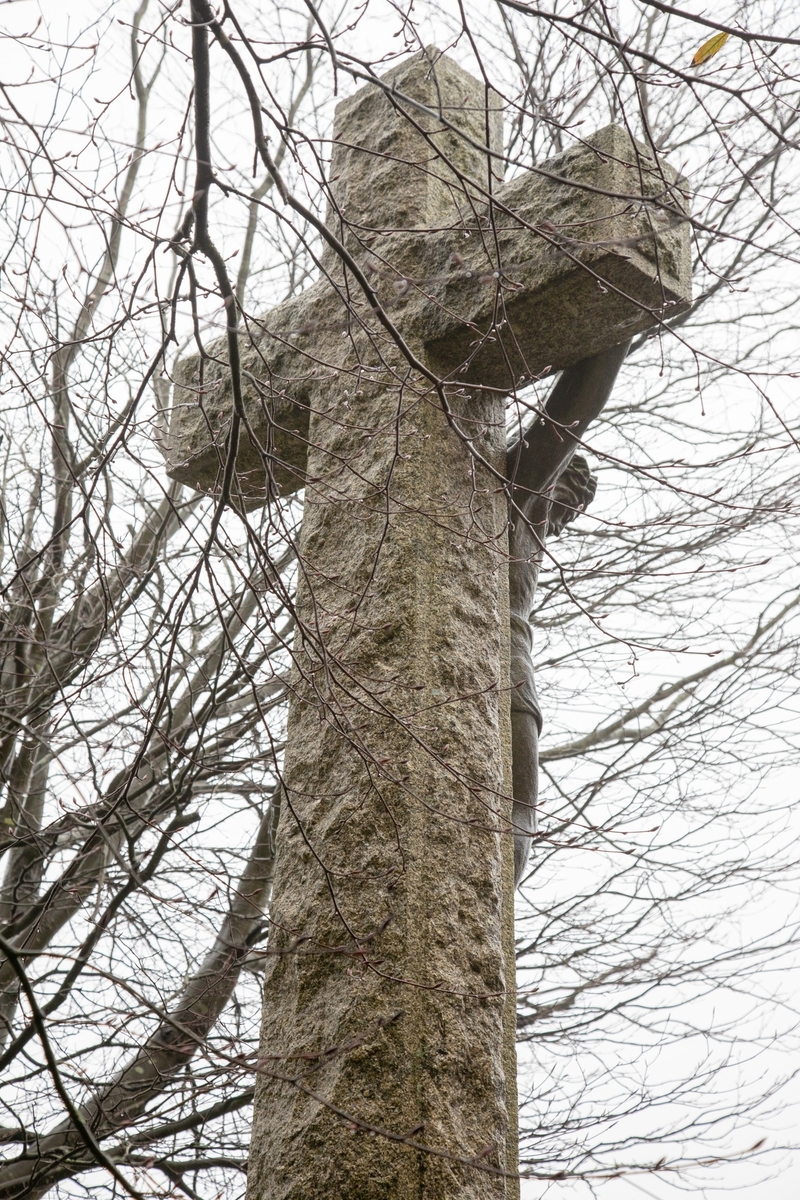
left=507, top=341, right=630, bottom=885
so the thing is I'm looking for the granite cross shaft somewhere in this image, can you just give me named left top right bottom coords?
left=162, top=46, right=690, bottom=1200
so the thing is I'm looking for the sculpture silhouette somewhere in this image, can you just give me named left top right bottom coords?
left=507, top=341, right=629, bottom=884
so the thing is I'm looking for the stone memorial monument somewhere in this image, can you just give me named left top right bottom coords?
left=161, top=46, right=690, bottom=1200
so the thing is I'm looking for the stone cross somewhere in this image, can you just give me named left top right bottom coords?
left=162, top=47, right=690, bottom=1200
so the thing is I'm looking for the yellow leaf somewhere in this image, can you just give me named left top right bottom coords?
left=691, top=31, right=730, bottom=66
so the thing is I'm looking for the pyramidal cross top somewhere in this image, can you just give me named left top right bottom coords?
left=162, top=46, right=691, bottom=1200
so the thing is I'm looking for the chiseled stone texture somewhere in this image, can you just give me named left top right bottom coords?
left=248, top=354, right=517, bottom=1199
left=245, top=50, right=519, bottom=1200
left=159, top=44, right=692, bottom=1200
left=160, top=61, right=690, bottom=509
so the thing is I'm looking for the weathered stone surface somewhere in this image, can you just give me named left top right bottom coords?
left=159, top=291, right=321, bottom=506
left=248, top=353, right=517, bottom=1200
left=423, top=121, right=691, bottom=383
left=243, top=50, right=520, bottom=1200
left=320, top=48, right=504, bottom=262
left=159, top=44, right=692, bottom=1200
left=160, top=67, right=690, bottom=506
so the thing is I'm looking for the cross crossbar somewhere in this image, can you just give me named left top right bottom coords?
left=161, top=56, right=689, bottom=508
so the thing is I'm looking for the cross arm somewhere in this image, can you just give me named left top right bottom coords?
left=158, top=286, right=334, bottom=507
left=417, top=124, right=691, bottom=389
left=160, top=118, right=690, bottom=509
